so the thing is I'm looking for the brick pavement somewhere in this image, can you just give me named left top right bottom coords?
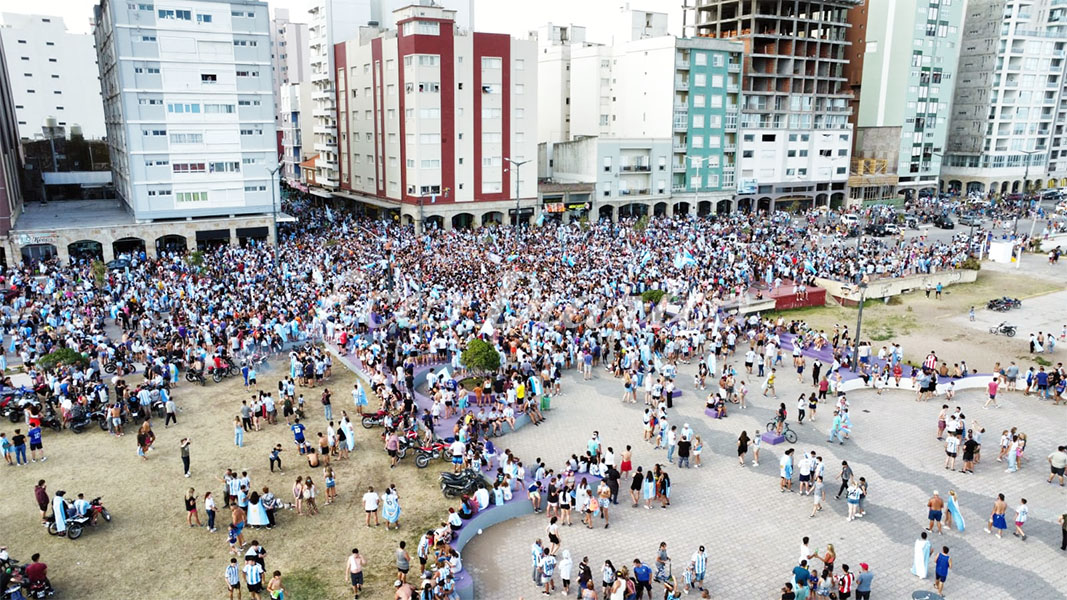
left=462, top=357, right=1067, bottom=600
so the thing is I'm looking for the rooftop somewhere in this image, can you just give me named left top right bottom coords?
left=15, top=199, right=134, bottom=232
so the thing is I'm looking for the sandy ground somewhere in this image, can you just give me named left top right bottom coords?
left=0, top=364, right=451, bottom=599
left=772, top=263, right=1067, bottom=371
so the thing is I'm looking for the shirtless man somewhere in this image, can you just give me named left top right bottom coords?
left=346, top=548, right=367, bottom=599
left=926, top=491, right=945, bottom=534
left=394, top=580, right=413, bottom=600
left=984, top=493, right=1009, bottom=538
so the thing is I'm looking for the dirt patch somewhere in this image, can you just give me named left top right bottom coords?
left=0, top=364, right=451, bottom=599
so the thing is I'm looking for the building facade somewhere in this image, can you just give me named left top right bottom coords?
left=0, top=36, right=23, bottom=245
left=270, top=8, right=310, bottom=128
left=565, top=16, right=743, bottom=215
left=333, top=4, right=538, bottom=229
left=942, top=0, right=1067, bottom=196
left=279, top=81, right=314, bottom=180
left=0, top=13, right=106, bottom=140
left=686, top=0, right=860, bottom=211
left=533, top=23, right=590, bottom=145
left=93, top=0, right=278, bottom=226
left=845, top=0, right=965, bottom=204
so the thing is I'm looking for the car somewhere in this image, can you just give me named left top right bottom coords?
left=883, top=223, right=900, bottom=235
left=840, top=214, right=859, bottom=225
left=957, top=214, right=982, bottom=227
left=106, top=258, right=131, bottom=271
left=864, top=223, right=888, bottom=236
left=933, top=215, right=955, bottom=229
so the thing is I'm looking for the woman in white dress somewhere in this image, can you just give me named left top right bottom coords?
left=911, top=531, right=931, bottom=578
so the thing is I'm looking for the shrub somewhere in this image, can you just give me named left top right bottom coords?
left=461, top=338, right=501, bottom=375
left=37, top=347, right=89, bottom=372
left=90, top=260, right=106, bottom=288
left=959, top=257, right=981, bottom=271
left=641, top=289, right=666, bottom=305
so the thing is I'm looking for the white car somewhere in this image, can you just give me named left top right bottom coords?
left=840, top=214, right=859, bottom=225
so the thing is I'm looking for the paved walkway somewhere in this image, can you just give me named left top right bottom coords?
left=462, top=355, right=1067, bottom=599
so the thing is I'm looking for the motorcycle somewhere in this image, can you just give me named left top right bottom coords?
left=414, top=440, right=449, bottom=469
left=46, top=497, right=110, bottom=540
left=989, top=322, right=1017, bottom=337
left=439, top=468, right=484, bottom=497
left=210, top=363, right=238, bottom=384
left=184, top=369, right=206, bottom=386
left=986, top=297, right=1021, bottom=312
left=361, top=410, right=390, bottom=429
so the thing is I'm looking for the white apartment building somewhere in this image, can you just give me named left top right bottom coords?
left=270, top=8, right=310, bottom=127
left=280, top=81, right=314, bottom=180
left=308, top=0, right=372, bottom=190
left=943, top=0, right=1067, bottom=197
left=0, top=13, right=106, bottom=140
left=333, top=4, right=537, bottom=229
left=533, top=23, right=590, bottom=145
left=94, top=0, right=278, bottom=229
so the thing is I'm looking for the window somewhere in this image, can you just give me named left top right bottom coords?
left=158, top=9, right=190, bottom=20
left=167, top=103, right=201, bottom=114
left=482, top=108, right=502, bottom=118
left=242, top=158, right=259, bottom=165
left=481, top=57, right=502, bottom=69
left=209, top=162, right=240, bottom=173
left=421, top=159, right=440, bottom=168
left=693, top=94, right=706, bottom=108
left=51, top=75, right=60, bottom=79
left=243, top=185, right=267, bottom=192
left=203, top=104, right=235, bottom=113
left=143, top=129, right=166, bottom=136
left=692, top=135, right=704, bottom=148
left=197, top=13, right=212, bottom=23
left=711, top=75, right=724, bottom=88
left=175, top=192, right=208, bottom=203
left=692, top=114, right=705, bottom=128
left=239, top=129, right=262, bottom=135
left=233, top=40, right=258, bottom=47
left=139, top=98, right=163, bottom=105
left=145, top=159, right=169, bottom=166
left=694, top=53, right=707, bottom=66
left=515, top=58, right=525, bottom=70
left=693, top=73, right=706, bottom=87
left=237, top=100, right=261, bottom=106
left=235, top=70, right=259, bottom=77
left=419, top=108, right=440, bottom=119
left=515, top=83, right=525, bottom=95
left=201, top=73, right=217, bottom=83
left=172, top=162, right=206, bottom=173
left=137, top=4, right=154, bottom=10
left=169, top=133, right=203, bottom=143
left=140, top=36, right=157, bottom=42
left=420, top=134, right=441, bottom=143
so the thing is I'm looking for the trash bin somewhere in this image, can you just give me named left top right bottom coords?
left=540, top=395, right=551, bottom=411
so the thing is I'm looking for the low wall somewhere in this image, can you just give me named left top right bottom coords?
left=816, top=269, right=978, bottom=304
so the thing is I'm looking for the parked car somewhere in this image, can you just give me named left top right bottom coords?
left=957, top=213, right=982, bottom=227
left=864, top=223, right=889, bottom=236
left=933, top=215, right=955, bottom=229
left=106, top=258, right=131, bottom=271
left=840, top=214, right=859, bottom=226
left=883, top=223, right=901, bottom=235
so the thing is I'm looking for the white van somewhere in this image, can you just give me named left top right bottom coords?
left=840, top=214, right=859, bottom=225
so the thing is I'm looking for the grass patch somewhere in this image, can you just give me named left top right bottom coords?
left=284, top=567, right=330, bottom=599
left=1024, top=355, right=1053, bottom=367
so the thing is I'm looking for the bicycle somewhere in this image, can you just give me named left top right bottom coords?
left=765, top=420, right=798, bottom=443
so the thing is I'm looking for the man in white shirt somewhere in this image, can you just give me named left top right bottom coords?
left=449, top=439, right=466, bottom=473
left=362, top=486, right=380, bottom=527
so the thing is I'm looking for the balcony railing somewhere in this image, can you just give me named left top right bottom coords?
left=620, top=165, right=652, bottom=172
left=673, top=143, right=687, bottom=152
left=672, top=163, right=686, bottom=172
left=677, top=59, right=690, bottom=69
left=728, top=63, right=741, bottom=73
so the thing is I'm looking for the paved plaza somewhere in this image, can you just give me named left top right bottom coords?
left=464, top=352, right=1067, bottom=599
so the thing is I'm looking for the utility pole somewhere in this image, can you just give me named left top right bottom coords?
left=505, top=157, right=530, bottom=252
left=266, top=163, right=282, bottom=268
left=851, top=282, right=868, bottom=374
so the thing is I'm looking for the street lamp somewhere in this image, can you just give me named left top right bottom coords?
left=266, top=163, right=282, bottom=268
left=1013, top=149, right=1041, bottom=235
left=505, top=157, right=530, bottom=251
left=851, top=281, right=868, bottom=374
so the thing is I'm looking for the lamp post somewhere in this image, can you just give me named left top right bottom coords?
left=1013, top=149, right=1041, bottom=236
left=505, top=157, right=530, bottom=252
left=266, top=163, right=282, bottom=269
left=851, top=281, right=868, bottom=374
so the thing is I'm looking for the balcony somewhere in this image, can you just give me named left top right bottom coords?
left=673, top=119, right=688, bottom=132
left=672, top=184, right=687, bottom=192
left=727, top=84, right=739, bottom=93
left=620, top=165, right=652, bottom=172
left=676, top=80, right=690, bottom=91
left=672, top=163, right=686, bottom=172
left=673, top=143, right=687, bottom=153
left=725, top=120, right=738, bottom=132
left=677, top=59, right=690, bottom=70
left=724, top=143, right=737, bottom=152
left=728, top=63, right=741, bottom=73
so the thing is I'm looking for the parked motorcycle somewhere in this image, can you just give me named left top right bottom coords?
left=185, top=369, right=206, bottom=386
left=361, top=410, right=391, bottom=429
left=46, top=497, right=110, bottom=540
left=989, top=322, right=1017, bottom=337
left=987, top=297, right=1021, bottom=311
left=414, top=440, right=449, bottom=469
left=439, top=468, right=484, bottom=497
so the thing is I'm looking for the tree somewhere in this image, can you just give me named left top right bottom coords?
left=37, top=347, right=89, bottom=373
left=90, top=260, right=106, bottom=288
left=461, top=338, right=501, bottom=375
left=641, top=289, right=666, bottom=305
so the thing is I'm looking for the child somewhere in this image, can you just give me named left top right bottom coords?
left=945, top=380, right=956, bottom=400
left=266, top=570, right=284, bottom=600
left=228, top=526, right=240, bottom=554
left=225, top=558, right=241, bottom=600
left=682, top=561, right=696, bottom=594
left=324, top=467, right=337, bottom=505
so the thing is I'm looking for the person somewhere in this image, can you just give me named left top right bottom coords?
left=395, top=540, right=411, bottom=583
left=1013, top=498, right=1029, bottom=541
left=23, top=553, right=49, bottom=591
left=1048, top=445, right=1067, bottom=486
left=837, top=564, right=854, bottom=600
left=34, top=480, right=49, bottom=524
left=539, top=547, right=557, bottom=595
left=225, top=557, right=242, bottom=600
left=27, top=423, right=45, bottom=463
left=1059, top=513, right=1066, bottom=551
left=382, top=485, right=401, bottom=530
left=737, top=431, right=749, bottom=467
left=945, top=490, right=965, bottom=532
left=266, top=571, right=284, bottom=600
left=984, top=493, right=1009, bottom=538
left=932, top=546, right=951, bottom=597
left=780, top=448, right=795, bottom=493
left=185, top=488, right=202, bottom=527
left=690, top=545, right=707, bottom=592
left=51, top=490, right=69, bottom=536
left=911, top=531, right=930, bottom=579
left=346, top=548, right=366, bottom=599
left=632, top=559, right=651, bottom=600
left=926, top=491, right=944, bottom=535
left=205, top=491, right=217, bottom=532
left=180, top=438, right=191, bottom=477
left=854, top=563, right=873, bottom=600
left=362, top=486, right=380, bottom=527
left=243, top=556, right=265, bottom=600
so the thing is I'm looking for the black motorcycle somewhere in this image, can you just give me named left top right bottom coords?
left=989, top=322, right=1017, bottom=337
left=184, top=369, right=206, bottom=386
left=211, top=363, right=238, bottom=384
left=439, top=468, right=484, bottom=497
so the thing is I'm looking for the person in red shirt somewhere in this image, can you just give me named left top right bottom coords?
left=24, top=553, right=49, bottom=587
left=837, top=564, right=855, bottom=600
